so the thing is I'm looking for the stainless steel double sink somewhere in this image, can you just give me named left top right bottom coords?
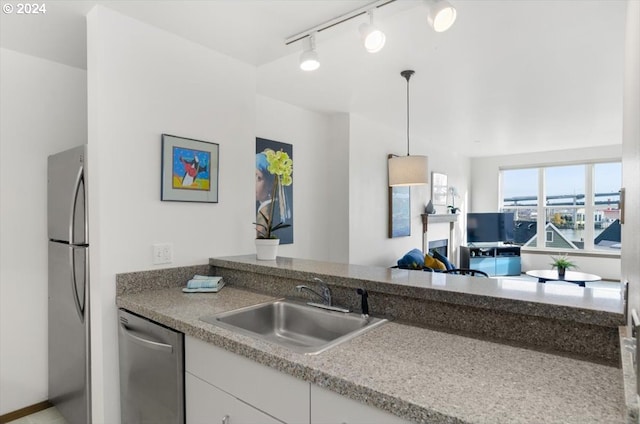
left=200, top=299, right=387, bottom=355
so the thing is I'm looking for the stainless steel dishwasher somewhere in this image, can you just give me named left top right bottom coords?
left=118, top=309, right=184, bottom=424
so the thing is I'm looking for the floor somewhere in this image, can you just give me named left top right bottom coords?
left=6, top=407, right=67, bottom=424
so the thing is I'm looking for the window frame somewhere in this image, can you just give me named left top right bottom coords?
left=500, top=159, right=621, bottom=254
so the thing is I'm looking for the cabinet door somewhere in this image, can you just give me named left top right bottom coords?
left=310, top=385, right=410, bottom=424
left=186, top=336, right=309, bottom=423
left=495, top=257, right=521, bottom=276
left=469, top=257, right=496, bottom=276
left=186, top=372, right=282, bottom=424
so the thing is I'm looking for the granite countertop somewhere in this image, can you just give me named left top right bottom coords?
left=210, top=256, right=625, bottom=327
left=117, top=284, right=626, bottom=424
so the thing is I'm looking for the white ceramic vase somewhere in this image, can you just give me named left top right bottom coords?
left=255, top=238, right=279, bottom=261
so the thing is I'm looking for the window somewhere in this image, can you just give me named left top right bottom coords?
left=500, top=162, right=621, bottom=253
left=593, top=162, right=622, bottom=251
left=546, top=231, right=554, bottom=243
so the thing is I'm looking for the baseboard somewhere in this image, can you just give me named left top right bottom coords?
left=0, top=400, right=53, bottom=424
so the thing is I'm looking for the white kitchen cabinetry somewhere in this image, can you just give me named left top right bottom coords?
left=186, top=336, right=309, bottom=423
left=310, top=384, right=411, bottom=424
left=186, top=372, right=282, bottom=424
left=186, top=335, right=411, bottom=424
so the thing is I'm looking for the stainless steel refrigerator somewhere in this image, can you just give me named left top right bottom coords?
left=48, top=145, right=91, bottom=424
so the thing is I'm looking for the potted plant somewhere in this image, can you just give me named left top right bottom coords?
left=447, top=205, right=460, bottom=214
left=550, top=254, right=576, bottom=278
left=254, top=149, right=292, bottom=260
left=447, top=186, right=460, bottom=214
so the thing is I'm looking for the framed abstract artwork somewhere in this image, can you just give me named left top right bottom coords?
left=431, top=172, right=448, bottom=206
left=161, top=134, right=219, bottom=202
left=256, top=137, right=294, bottom=244
left=389, top=186, right=411, bottom=238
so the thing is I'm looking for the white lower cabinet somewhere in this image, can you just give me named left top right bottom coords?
left=310, top=384, right=411, bottom=424
left=186, top=372, right=282, bottom=424
left=186, top=336, right=411, bottom=424
left=185, top=336, right=309, bottom=424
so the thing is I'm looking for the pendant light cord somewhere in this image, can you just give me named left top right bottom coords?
left=400, top=70, right=415, bottom=156
left=406, top=75, right=410, bottom=156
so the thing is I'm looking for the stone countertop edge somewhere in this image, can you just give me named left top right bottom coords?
left=209, top=256, right=624, bottom=327
left=619, top=326, right=639, bottom=423
left=115, top=293, right=459, bottom=424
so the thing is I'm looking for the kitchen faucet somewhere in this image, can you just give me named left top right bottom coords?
left=296, top=277, right=332, bottom=306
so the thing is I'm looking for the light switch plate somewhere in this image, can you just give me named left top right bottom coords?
left=152, top=243, right=173, bottom=264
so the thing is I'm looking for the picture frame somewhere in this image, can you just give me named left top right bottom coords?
left=256, top=137, right=294, bottom=244
left=389, top=186, right=411, bottom=238
left=431, top=172, right=448, bottom=206
left=161, top=134, right=219, bottom=202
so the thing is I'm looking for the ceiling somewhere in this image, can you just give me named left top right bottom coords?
left=0, top=0, right=628, bottom=157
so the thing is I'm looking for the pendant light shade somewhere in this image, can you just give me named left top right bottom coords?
left=388, top=70, right=429, bottom=187
left=388, top=155, right=429, bottom=186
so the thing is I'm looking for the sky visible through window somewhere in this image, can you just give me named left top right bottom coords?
left=503, top=163, right=621, bottom=199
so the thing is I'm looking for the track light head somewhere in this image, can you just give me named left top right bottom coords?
left=299, top=50, right=320, bottom=71
left=359, top=10, right=386, bottom=53
left=299, top=34, right=320, bottom=71
left=426, top=0, right=457, bottom=32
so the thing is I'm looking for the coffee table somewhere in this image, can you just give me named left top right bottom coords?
left=525, top=270, right=602, bottom=287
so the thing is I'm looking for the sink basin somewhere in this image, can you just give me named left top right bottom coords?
left=200, top=299, right=387, bottom=355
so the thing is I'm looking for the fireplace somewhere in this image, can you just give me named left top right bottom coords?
left=428, top=239, right=448, bottom=258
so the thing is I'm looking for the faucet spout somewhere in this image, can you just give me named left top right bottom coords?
left=295, top=285, right=324, bottom=302
left=296, top=278, right=332, bottom=306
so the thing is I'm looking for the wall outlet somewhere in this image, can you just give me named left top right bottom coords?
left=152, top=243, right=173, bottom=265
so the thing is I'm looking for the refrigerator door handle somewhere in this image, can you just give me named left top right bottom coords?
left=119, top=323, right=174, bottom=353
left=69, top=247, right=85, bottom=323
left=70, top=166, right=84, bottom=243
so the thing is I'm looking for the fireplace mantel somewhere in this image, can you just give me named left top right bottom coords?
left=421, top=213, right=458, bottom=227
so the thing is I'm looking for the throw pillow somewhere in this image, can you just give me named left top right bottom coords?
left=397, top=248, right=425, bottom=269
left=424, top=255, right=446, bottom=271
left=432, top=250, right=455, bottom=270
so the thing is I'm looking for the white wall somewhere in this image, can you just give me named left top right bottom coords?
left=348, top=113, right=470, bottom=267
left=622, top=0, right=640, bottom=320
left=254, top=95, right=334, bottom=261
left=326, top=113, right=350, bottom=263
left=87, top=6, right=256, bottom=422
left=0, top=48, right=87, bottom=414
left=470, top=146, right=623, bottom=280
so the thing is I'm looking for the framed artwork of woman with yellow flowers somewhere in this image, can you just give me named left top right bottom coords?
left=256, top=138, right=294, bottom=244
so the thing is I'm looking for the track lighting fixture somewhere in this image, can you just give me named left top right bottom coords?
left=299, top=33, right=320, bottom=71
left=359, top=10, right=386, bottom=53
left=286, top=0, right=458, bottom=71
left=426, top=0, right=457, bottom=32
left=388, top=70, right=429, bottom=186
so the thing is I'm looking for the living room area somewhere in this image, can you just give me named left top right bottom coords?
left=396, top=147, right=624, bottom=290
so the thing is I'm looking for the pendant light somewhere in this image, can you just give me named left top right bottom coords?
left=388, top=70, right=429, bottom=187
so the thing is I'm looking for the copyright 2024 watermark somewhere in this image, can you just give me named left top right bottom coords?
left=3, top=3, right=47, bottom=14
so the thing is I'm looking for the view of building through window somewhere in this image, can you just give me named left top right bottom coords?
left=501, top=162, right=621, bottom=252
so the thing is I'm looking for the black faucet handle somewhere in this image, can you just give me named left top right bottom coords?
left=356, top=288, right=369, bottom=316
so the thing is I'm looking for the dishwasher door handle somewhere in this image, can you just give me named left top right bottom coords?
left=119, top=323, right=174, bottom=353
